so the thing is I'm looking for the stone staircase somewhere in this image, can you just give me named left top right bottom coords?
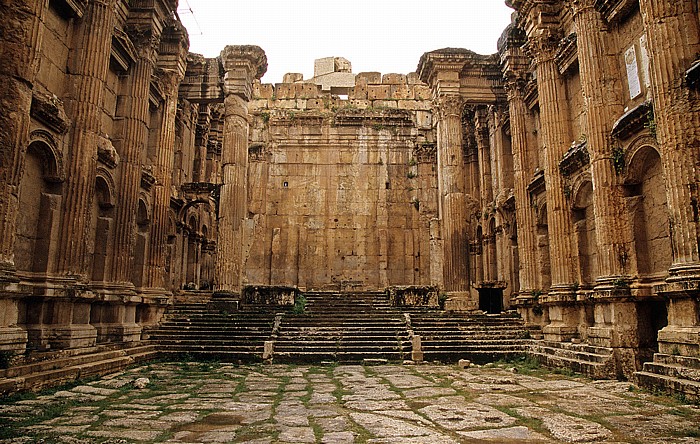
left=408, top=311, right=538, bottom=363
left=148, top=303, right=278, bottom=362
left=0, top=342, right=158, bottom=396
left=272, top=292, right=411, bottom=363
left=635, top=353, right=700, bottom=401
left=529, top=340, right=616, bottom=379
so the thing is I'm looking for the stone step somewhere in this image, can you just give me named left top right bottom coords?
left=651, top=353, right=700, bottom=370
left=641, top=361, right=700, bottom=383
left=529, top=350, right=615, bottom=379
left=0, top=344, right=158, bottom=395
left=635, top=371, right=700, bottom=401
left=272, top=351, right=405, bottom=364
left=159, top=350, right=264, bottom=363
left=531, top=343, right=613, bottom=363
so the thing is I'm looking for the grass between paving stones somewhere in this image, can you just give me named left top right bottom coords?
left=493, top=406, right=550, bottom=437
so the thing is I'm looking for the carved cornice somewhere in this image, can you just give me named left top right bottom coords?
left=31, top=92, right=68, bottom=134
left=559, top=140, right=590, bottom=176
left=554, top=33, right=578, bottom=74
left=52, top=0, right=86, bottom=18
left=111, top=29, right=137, bottom=73
left=611, top=101, right=652, bottom=140
left=593, top=0, right=638, bottom=23
left=417, top=48, right=496, bottom=86
left=141, top=167, right=156, bottom=190
left=333, top=109, right=412, bottom=127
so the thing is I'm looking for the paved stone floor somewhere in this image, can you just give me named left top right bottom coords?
left=1, top=361, right=699, bottom=443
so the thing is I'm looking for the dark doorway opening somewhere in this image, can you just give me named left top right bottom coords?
left=478, top=288, right=503, bottom=314
left=637, top=299, right=669, bottom=363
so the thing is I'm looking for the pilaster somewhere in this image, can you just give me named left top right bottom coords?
left=215, top=45, right=267, bottom=295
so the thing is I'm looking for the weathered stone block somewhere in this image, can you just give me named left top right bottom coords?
left=283, top=73, right=303, bottom=83
left=382, top=73, right=407, bottom=84
left=356, top=72, right=382, bottom=85
left=367, top=85, right=391, bottom=100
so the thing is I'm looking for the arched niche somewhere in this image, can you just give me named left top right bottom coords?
left=90, top=172, right=116, bottom=282
left=624, top=142, right=671, bottom=278
left=15, top=136, right=63, bottom=273
left=571, top=179, right=598, bottom=287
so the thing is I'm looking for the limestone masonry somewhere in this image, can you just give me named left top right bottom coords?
left=1, top=0, right=700, bottom=399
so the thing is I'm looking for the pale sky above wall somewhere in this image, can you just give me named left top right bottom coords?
left=178, top=1, right=515, bottom=84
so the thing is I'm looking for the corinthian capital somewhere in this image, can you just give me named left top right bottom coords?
left=525, top=27, right=562, bottom=64
left=220, top=45, right=268, bottom=101
left=436, top=95, right=464, bottom=120
left=565, top=0, right=597, bottom=15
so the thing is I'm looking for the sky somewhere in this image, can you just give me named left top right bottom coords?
left=177, top=1, right=514, bottom=84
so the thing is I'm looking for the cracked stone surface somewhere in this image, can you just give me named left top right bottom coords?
left=1, top=362, right=700, bottom=443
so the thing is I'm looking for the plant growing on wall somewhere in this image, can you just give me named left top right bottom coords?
left=612, top=146, right=625, bottom=175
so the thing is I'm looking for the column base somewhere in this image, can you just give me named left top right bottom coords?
left=0, top=326, right=28, bottom=355
left=25, top=324, right=97, bottom=350
left=658, top=326, right=700, bottom=356
left=542, top=325, right=579, bottom=342
left=94, top=323, right=142, bottom=344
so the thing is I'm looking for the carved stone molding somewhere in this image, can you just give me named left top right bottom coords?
left=31, top=92, right=68, bottom=134
left=555, top=33, right=578, bottom=75
left=413, top=143, right=437, bottom=164
left=97, top=135, right=119, bottom=169
left=611, top=101, right=652, bottom=140
left=525, top=27, right=563, bottom=64
left=248, top=142, right=271, bottom=162
left=593, top=0, right=638, bottom=23
left=435, top=95, right=464, bottom=120
left=559, top=140, right=591, bottom=177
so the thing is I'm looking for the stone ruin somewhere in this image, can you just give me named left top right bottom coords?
left=0, top=0, right=699, bottom=401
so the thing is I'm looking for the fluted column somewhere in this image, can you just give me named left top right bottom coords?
left=436, top=95, right=474, bottom=309
left=111, top=31, right=159, bottom=285
left=639, top=0, right=700, bottom=278
left=529, top=29, right=576, bottom=291
left=0, top=0, right=48, bottom=275
left=569, top=0, right=629, bottom=282
left=145, top=70, right=181, bottom=290
left=505, top=78, right=539, bottom=295
left=215, top=45, right=267, bottom=294
left=57, top=0, right=116, bottom=277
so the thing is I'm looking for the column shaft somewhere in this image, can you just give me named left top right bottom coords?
left=57, top=0, right=116, bottom=276
left=572, top=1, right=628, bottom=279
left=111, top=50, right=155, bottom=283
left=436, top=96, right=471, bottom=296
left=532, top=39, right=576, bottom=288
left=507, top=83, right=539, bottom=292
left=0, top=0, right=48, bottom=272
left=215, top=94, right=249, bottom=293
